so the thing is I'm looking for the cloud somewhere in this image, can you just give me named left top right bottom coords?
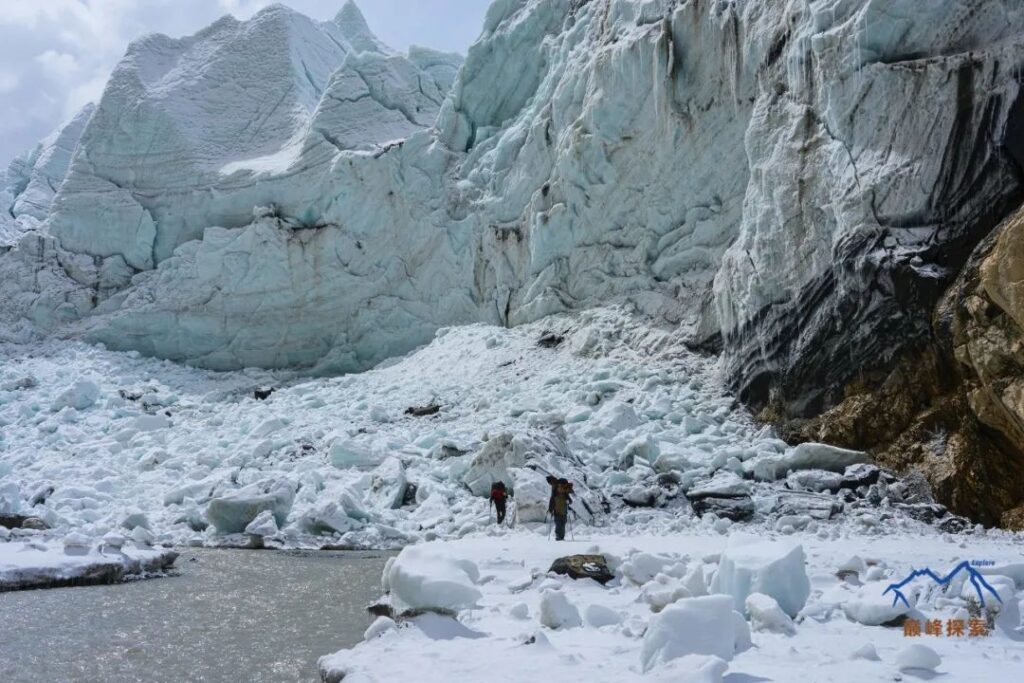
left=0, top=72, right=19, bottom=94
left=35, top=50, right=80, bottom=81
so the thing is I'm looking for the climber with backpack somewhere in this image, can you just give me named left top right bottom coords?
left=546, top=475, right=574, bottom=541
left=489, top=480, right=512, bottom=525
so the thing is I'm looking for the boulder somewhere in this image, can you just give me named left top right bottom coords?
left=686, top=472, right=752, bottom=500
left=842, top=586, right=912, bottom=626
left=691, top=496, right=754, bottom=522
left=785, top=469, right=842, bottom=493
left=640, top=595, right=745, bottom=671
left=745, top=593, right=795, bottom=635
left=205, top=480, right=295, bottom=534
left=710, top=536, right=810, bottom=618
left=895, top=644, right=941, bottom=673
left=786, top=443, right=867, bottom=473
left=387, top=545, right=481, bottom=614
left=772, top=491, right=841, bottom=520
left=839, top=464, right=881, bottom=489
left=549, top=555, right=614, bottom=585
left=539, top=589, right=582, bottom=629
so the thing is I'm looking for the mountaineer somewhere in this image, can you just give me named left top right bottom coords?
left=489, top=480, right=511, bottom=525
left=546, top=475, right=574, bottom=541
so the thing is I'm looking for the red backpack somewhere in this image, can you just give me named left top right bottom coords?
left=490, top=482, right=507, bottom=502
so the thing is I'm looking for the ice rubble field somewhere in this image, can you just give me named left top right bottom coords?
left=322, top=533, right=1024, bottom=683
left=2, top=306, right=1023, bottom=680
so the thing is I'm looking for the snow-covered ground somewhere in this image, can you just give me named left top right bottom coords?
left=1, top=306, right=786, bottom=551
left=2, top=306, right=1022, bottom=678
left=0, top=537, right=176, bottom=591
left=321, top=533, right=1024, bottom=683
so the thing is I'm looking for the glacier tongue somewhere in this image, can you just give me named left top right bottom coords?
left=2, top=0, right=1024, bottom=407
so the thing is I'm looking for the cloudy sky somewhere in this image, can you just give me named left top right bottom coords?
left=0, top=0, right=489, bottom=167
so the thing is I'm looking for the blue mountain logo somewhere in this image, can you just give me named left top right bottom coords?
left=884, top=560, right=1003, bottom=608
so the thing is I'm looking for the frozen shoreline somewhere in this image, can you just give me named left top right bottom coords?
left=0, top=538, right=177, bottom=592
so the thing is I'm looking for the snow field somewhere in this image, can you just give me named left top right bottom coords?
left=321, top=532, right=1024, bottom=682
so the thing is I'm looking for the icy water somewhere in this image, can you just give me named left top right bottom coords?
left=0, top=548, right=391, bottom=683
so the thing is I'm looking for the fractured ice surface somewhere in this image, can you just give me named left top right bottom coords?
left=1, top=0, right=1023, bottom=408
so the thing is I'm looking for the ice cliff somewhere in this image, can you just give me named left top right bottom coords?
left=2, top=0, right=1024, bottom=412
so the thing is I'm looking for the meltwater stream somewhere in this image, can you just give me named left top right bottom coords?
left=0, top=549, right=391, bottom=683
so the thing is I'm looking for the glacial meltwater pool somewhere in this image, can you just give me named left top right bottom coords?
left=0, top=548, right=391, bottom=683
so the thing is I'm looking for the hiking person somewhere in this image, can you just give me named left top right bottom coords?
left=546, top=475, right=574, bottom=541
left=489, top=481, right=511, bottom=525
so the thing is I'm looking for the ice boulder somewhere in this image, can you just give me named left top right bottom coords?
left=895, top=644, right=941, bottom=672
left=51, top=380, right=99, bottom=411
left=786, top=443, right=866, bottom=473
left=367, top=457, right=407, bottom=510
left=364, top=616, right=397, bottom=641
left=329, top=440, right=381, bottom=469
left=387, top=545, right=481, bottom=614
left=641, top=595, right=746, bottom=671
left=539, top=589, right=582, bottom=629
left=621, top=552, right=671, bottom=585
left=710, top=536, right=810, bottom=618
left=0, top=481, right=21, bottom=515
left=508, top=468, right=550, bottom=522
left=584, top=603, right=621, bottom=628
left=745, top=593, right=796, bottom=635
left=205, top=480, right=295, bottom=534
left=244, top=509, right=279, bottom=537
left=842, top=585, right=913, bottom=626
left=461, top=433, right=519, bottom=497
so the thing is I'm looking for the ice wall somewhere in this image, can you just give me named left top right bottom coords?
left=2, top=0, right=1024, bottom=413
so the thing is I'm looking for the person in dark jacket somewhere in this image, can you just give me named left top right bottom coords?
left=489, top=481, right=511, bottom=525
left=546, top=475, right=573, bottom=541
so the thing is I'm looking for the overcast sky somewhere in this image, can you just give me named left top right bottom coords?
left=0, top=0, right=489, bottom=167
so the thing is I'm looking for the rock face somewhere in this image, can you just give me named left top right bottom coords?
left=781, top=206, right=1024, bottom=529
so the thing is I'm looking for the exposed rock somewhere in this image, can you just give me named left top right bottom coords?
left=686, top=472, right=752, bottom=500
left=691, top=496, right=755, bottom=522
left=537, top=332, right=564, bottom=348
left=772, top=491, right=841, bottom=521
left=405, top=404, right=441, bottom=417
left=770, top=206, right=1024, bottom=529
left=0, top=515, right=49, bottom=530
left=839, top=464, right=881, bottom=490
left=549, top=555, right=614, bottom=585
left=785, top=470, right=842, bottom=494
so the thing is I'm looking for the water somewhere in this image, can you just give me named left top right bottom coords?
left=0, top=549, right=391, bottom=683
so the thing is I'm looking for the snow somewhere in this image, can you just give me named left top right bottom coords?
left=841, top=585, right=913, bottom=626
left=386, top=544, right=481, bottom=613
left=745, top=592, right=796, bottom=635
left=363, top=616, right=397, bottom=641
left=0, top=305, right=1022, bottom=681
left=539, top=588, right=582, bottom=629
left=50, top=379, right=100, bottom=412
left=895, top=644, right=942, bottom=672
left=641, top=595, right=745, bottom=670
left=319, top=531, right=1024, bottom=682
left=710, top=536, right=811, bottom=617
left=0, top=538, right=176, bottom=591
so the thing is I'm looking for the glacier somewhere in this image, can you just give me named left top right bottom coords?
left=2, top=0, right=1023, bottom=421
